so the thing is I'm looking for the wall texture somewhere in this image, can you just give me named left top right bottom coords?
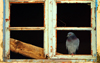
left=97, top=0, right=100, bottom=55
left=0, top=0, right=3, bottom=62
left=0, top=0, right=100, bottom=63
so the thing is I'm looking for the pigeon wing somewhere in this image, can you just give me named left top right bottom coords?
left=66, top=40, right=69, bottom=49
left=73, top=38, right=80, bottom=50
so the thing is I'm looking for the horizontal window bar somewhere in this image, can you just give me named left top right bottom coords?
left=57, top=1, right=92, bottom=3
left=6, top=59, right=94, bottom=62
left=55, top=27, right=92, bottom=30
left=8, top=27, right=45, bottom=30
left=57, top=0, right=92, bottom=2
left=9, top=0, right=45, bottom=2
left=51, top=55, right=96, bottom=59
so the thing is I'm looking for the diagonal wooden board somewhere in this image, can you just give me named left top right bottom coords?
left=10, top=38, right=62, bottom=59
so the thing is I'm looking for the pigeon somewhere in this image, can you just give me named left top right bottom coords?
left=66, top=32, right=80, bottom=55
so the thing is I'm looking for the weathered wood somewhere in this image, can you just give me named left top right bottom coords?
left=10, top=38, right=62, bottom=59
left=10, top=38, right=46, bottom=59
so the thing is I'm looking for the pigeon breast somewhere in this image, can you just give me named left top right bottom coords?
left=66, top=36, right=80, bottom=54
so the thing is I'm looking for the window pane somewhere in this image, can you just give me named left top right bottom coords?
left=57, top=30, right=91, bottom=54
left=57, top=3, right=91, bottom=27
left=10, top=30, right=44, bottom=59
left=10, top=3, right=44, bottom=27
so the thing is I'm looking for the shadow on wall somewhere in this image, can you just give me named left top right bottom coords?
left=97, top=52, right=100, bottom=62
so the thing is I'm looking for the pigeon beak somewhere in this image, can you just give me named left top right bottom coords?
left=67, top=35, right=69, bottom=37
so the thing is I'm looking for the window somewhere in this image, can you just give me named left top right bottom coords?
left=4, top=0, right=48, bottom=61
left=48, top=0, right=97, bottom=62
left=4, top=0, right=97, bottom=62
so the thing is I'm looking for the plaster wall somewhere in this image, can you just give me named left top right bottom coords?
left=0, top=0, right=100, bottom=63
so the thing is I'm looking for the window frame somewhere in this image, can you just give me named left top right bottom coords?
left=48, top=0, right=97, bottom=61
left=3, top=0, right=97, bottom=62
left=4, top=0, right=48, bottom=62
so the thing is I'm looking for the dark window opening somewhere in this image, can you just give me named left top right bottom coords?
left=57, top=30, right=91, bottom=54
left=10, top=3, right=44, bottom=27
left=10, top=30, right=44, bottom=59
left=57, top=3, right=91, bottom=27
left=10, top=51, right=33, bottom=59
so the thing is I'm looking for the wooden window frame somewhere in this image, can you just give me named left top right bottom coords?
left=48, top=0, right=97, bottom=61
left=4, top=0, right=48, bottom=62
left=4, top=0, right=97, bottom=62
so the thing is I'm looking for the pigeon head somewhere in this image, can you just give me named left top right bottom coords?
left=67, top=32, right=75, bottom=37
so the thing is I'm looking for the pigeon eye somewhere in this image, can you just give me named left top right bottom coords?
left=69, top=34, right=71, bottom=35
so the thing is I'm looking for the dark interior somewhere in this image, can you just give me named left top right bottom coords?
left=10, top=3, right=91, bottom=59
left=10, top=3, right=44, bottom=27
left=57, top=30, right=91, bottom=54
left=10, top=30, right=44, bottom=59
left=10, top=3, right=44, bottom=59
left=57, top=3, right=91, bottom=27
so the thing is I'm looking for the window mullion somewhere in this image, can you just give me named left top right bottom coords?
left=48, top=0, right=53, bottom=58
left=44, top=0, right=49, bottom=57
left=52, top=0, right=57, bottom=56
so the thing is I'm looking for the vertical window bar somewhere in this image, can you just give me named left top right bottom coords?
left=53, top=0, right=56, bottom=56
left=44, top=0, right=49, bottom=56
left=48, top=0, right=53, bottom=57
left=5, top=0, right=10, bottom=60
left=91, top=1, right=96, bottom=57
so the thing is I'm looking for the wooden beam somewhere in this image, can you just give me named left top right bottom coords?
left=10, top=38, right=62, bottom=59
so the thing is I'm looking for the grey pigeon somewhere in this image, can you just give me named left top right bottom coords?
left=66, top=32, right=80, bottom=55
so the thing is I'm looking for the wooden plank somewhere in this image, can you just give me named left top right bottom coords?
left=10, top=38, right=62, bottom=59
left=10, top=38, right=46, bottom=59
